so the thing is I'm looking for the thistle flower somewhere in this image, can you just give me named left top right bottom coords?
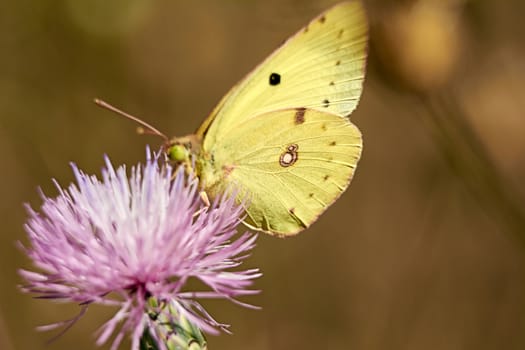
left=19, top=149, right=260, bottom=350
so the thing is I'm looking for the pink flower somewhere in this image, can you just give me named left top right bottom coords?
left=19, top=149, right=260, bottom=350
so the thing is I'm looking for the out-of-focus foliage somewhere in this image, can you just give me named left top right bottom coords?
left=1, top=1, right=525, bottom=349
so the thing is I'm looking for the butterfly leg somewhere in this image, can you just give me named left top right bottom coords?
left=199, top=191, right=211, bottom=207
left=191, top=191, right=211, bottom=218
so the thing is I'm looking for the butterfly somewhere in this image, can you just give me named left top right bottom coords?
left=98, top=1, right=368, bottom=236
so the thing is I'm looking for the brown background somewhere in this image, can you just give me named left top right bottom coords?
left=2, top=0, right=525, bottom=349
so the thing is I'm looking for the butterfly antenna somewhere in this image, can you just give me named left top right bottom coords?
left=93, top=98, right=168, bottom=142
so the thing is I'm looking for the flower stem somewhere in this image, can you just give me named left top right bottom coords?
left=140, top=297, right=208, bottom=350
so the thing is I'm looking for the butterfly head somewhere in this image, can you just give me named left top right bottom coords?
left=165, top=134, right=201, bottom=166
left=167, top=144, right=189, bottom=163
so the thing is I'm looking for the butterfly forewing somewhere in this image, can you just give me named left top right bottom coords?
left=199, top=1, right=368, bottom=148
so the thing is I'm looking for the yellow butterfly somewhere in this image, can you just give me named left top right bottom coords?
left=100, top=1, right=368, bottom=236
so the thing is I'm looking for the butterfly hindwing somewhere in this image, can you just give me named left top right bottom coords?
left=199, top=108, right=362, bottom=235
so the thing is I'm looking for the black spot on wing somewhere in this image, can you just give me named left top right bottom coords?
left=329, top=141, right=336, bottom=146
left=269, top=73, right=281, bottom=86
left=336, top=60, right=341, bottom=66
left=319, top=15, right=326, bottom=23
left=323, top=99, right=330, bottom=108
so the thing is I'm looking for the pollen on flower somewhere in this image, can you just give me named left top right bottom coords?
left=19, top=147, right=260, bottom=350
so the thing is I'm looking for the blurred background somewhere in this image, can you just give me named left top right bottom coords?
left=2, top=0, right=525, bottom=349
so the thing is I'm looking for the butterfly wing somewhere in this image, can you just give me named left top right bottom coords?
left=199, top=108, right=362, bottom=236
left=198, top=1, right=368, bottom=148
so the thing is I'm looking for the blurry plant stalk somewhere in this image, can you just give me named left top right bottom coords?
left=375, top=0, right=464, bottom=92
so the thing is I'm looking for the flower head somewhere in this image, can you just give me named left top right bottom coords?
left=19, top=149, right=260, bottom=349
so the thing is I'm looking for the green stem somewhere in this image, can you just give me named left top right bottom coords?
left=140, top=298, right=208, bottom=350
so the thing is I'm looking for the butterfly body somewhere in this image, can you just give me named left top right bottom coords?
left=167, top=1, right=368, bottom=236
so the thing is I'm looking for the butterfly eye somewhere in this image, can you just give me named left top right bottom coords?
left=168, top=144, right=189, bottom=163
left=269, top=73, right=281, bottom=86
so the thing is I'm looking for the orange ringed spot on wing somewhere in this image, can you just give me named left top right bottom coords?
left=279, top=144, right=299, bottom=167
left=295, top=107, right=306, bottom=124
